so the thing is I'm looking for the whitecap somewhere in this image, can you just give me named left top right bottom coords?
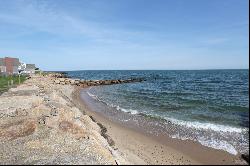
left=163, top=116, right=246, bottom=133
left=198, top=137, right=238, bottom=155
left=87, top=91, right=139, bottom=115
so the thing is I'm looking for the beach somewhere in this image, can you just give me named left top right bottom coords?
left=0, top=74, right=248, bottom=165
left=75, top=87, right=246, bottom=165
left=1, top=0, right=248, bottom=164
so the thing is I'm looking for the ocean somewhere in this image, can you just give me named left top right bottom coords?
left=67, top=70, right=249, bottom=155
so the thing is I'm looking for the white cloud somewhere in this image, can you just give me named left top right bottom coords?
left=0, top=0, right=248, bottom=70
left=0, top=0, right=152, bottom=45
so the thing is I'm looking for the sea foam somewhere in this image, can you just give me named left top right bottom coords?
left=86, top=90, right=248, bottom=155
left=162, top=116, right=246, bottom=133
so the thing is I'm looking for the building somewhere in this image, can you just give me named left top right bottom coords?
left=0, top=58, right=6, bottom=73
left=0, top=57, right=39, bottom=75
left=22, top=64, right=37, bottom=74
left=0, top=57, right=20, bottom=75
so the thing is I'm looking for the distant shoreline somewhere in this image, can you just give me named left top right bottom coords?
left=48, top=69, right=249, bottom=72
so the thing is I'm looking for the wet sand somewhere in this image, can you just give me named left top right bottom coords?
left=73, top=87, right=246, bottom=165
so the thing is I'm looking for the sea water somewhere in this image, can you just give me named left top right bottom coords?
left=67, top=70, right=249, bottom=155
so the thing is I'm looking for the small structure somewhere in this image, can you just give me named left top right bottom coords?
left=1, top=57, right=39, bottom=75
left=22, top=64, right=37, bottom=74
left=0, top=57, right=20, bottom=75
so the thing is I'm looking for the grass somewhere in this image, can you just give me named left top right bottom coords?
left=0, top=75, right=26, bottom=94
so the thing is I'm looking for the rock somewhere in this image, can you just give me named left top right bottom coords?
left=80, top=80, right=86, bottom=84
left=15, top=108, right=28, bottom=116
left=0, top=120, right=36, bottom=140
left=59, top=78, right=66, bottom=82
left=105, top=134, right=115, bottom=146
left=89, top=116, right=96, bottom=122
left=104, top=80, right=111, bottom=85
left=55, top=80, right=60, bottom=84
left=50, top=109, right=58, bottom=116
left=97, top=123, right=107, bottom=133
left=70, top=79, right=75, bottom=85
left=65, top=79, right=70, bottom=84
left=81, top=84, right=88, bottom=88
left=54, top=76, right=145, bottom=90
left=38, top=116, right=46, bottom=125
left=241, top=154, right=249, bottom=164
left=43, top=96, right=50, bottom=102
left=0, top=74, right=122, bottom=165
left=75, top=81, right=80, bottom=84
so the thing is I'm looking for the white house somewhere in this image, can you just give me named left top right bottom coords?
left=18, top=62, right=38, bottom=74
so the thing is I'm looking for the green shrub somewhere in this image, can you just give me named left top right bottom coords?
left=0, top=75, right=26, bottom=94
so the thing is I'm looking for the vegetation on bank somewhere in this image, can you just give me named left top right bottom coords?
left=0, top=75, right=26, bottom=94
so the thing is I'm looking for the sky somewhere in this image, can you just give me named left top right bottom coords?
left=0, top=0, right=249, bottom=71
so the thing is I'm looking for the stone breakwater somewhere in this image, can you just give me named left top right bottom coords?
left=53, top=76, right=145, bottom=87
left=0, top=75, right=128, bottom=165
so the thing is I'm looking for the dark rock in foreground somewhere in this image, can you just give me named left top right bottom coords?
left=241, top=154, right=249, bottom=164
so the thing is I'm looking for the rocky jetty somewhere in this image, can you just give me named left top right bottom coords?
left=0, top=75, right=127, bottom=165
left=52, top=75, right=145, bottom=87
left=51, top=72, right=69, bottom=78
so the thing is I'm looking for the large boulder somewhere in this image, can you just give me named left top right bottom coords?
left=65, top=79, right=70, bottom=83
left=80, top=80, right=86, bottom=84
left=69, top=79, right=75, bottom=85
left=75, top=80, right=80, bottom=84
left=104, top=80, right=112, bottom=85
left=54, top=80, right=60, bottom=84
left=59, top=78, right=66, bottom=82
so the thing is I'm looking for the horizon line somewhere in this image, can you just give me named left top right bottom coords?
left=47, top=68, right=249, bottom=72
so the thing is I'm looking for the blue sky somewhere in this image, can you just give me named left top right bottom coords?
left=0, top=0, right=249, bottom=70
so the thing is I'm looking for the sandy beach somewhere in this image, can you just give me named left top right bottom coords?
left=1, top=0, right=248, bottom=164
left=0, top=74, right=248, bottom=165
left=74, top=87, right=247, bottom=165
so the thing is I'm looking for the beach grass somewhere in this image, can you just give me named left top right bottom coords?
left=0, top=75, right=26, bottom=94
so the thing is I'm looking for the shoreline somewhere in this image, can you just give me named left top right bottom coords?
left=1, top=74, right=247, bottom=165
left=74, top=86, right=247, bottom=165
